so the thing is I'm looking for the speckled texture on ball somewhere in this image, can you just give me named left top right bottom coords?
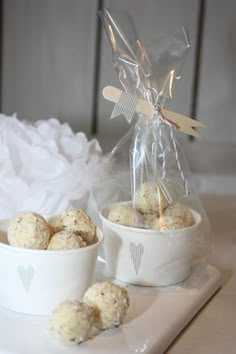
left=47, top=230, right=86, bottom=250
left=149, top=216, right=161, bottom=230
left=145, top=203, right=194, bottom=230
left=159, top=216, right=186, bottom=231
left=61, top=209, right=96, bottom=245
left=49, top=300, right=95, bottom=345
left=83, top=281, right=129, bottom=330
left=108, top=203, right=143, bottom=227
left=7, top=212, right=51, bottom=249
left=135, top=183, right=169, bottom=215
left=48, top=216, right=64, bottom=236
left=164, top=202, right=194, bottom=227
left=143, top=213, right=159, bottom=229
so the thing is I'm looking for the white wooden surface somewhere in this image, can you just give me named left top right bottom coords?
left=97, top=0, right=200, bottom=151
left=2, top=0, right=97, bottom=135
left=0, top=263, right=221, bottom=354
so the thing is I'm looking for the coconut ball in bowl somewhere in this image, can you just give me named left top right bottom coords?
left=7, top=212, right=51, bottom=249
left=100, top=202, right=202, bottom=286
left=47, top=230, right=86, bottom=250
left=135, top=182, right=169, bottom=215
left=163, top=202, right=194, bottom=227
left=60, top=209, right=96, bottom=245
left=107, top=203, right=143, bottom=227
left=0, top=209, right=103, bottom=315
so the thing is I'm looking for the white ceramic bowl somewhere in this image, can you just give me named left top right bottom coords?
left=100, top=204, right=202, bottom=286
left=0, top=217, right=103, bottom=315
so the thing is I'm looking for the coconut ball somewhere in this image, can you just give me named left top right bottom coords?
left=143, top=213, right=159, bottom=229
left=164, top=202, right=194, bottom=227
left=7, top=212, right=51, bottom=249
left=150, top=217, right=161, bottom=230
left=135, top=182, right=169, bottom=215
left=108, top=203, right=143, bottom=227
left=48, top=216, right=64, bottom=236
left=145, top=215, right=184, bottom=231
left=47, top=230, right=86, bottom=250
left=49, top=300, right=95, bottom=345
left=83, top=281, right=129, bottom=330
left=145, top=203, right=194, bottom=230
left=159, top=216, right=186, bottom=231
left=61, top=209, right=96, bottom=245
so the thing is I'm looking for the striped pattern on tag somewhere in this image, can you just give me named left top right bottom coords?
left=111, top=91, right=139, bottom=123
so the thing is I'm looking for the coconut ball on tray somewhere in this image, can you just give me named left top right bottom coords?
left=49, top=300, right=95, bottom=345
left=83, top=281, right=129, bottom=330
left=7, top=212, right=51, bottom=249
left=60, top=209, right=96, bottom=245
left=47, top=230, right=86, bottom=250
left=135, top=182, right=169, bottom=215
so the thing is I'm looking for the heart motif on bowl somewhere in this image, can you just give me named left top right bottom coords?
left=129, top=242, right=144, bottom=275
left=17, top=266, right=35, bottom=292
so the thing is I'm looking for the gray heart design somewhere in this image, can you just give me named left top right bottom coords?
left=130, top=242, right=144, bottom=275
left=17, top=266, right=35, bottom=292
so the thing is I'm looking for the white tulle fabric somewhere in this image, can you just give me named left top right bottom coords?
left=0, top=114, right=109, bottom=218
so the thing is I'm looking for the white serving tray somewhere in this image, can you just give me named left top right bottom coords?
left=0, top=262, right=221, bottom=354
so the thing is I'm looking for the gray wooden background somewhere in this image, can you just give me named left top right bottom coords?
left=1, top=0, right=236, bottom=163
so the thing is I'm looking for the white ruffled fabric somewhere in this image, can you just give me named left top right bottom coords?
left=0, top=114, right=109, bottom=219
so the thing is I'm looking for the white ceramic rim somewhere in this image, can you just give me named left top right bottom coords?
left=100, top=202, right=202, bottom=236
left=0, top=227, right=103, bottom=255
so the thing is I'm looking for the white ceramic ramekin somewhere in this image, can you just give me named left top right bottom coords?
left=100, top=204, right=202, bottom=286
left=0, top=217, right=103, bottom=315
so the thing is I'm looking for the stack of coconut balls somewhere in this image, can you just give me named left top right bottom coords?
left=50, top=281, right=129, bottom=345
left=7, top=209, right=97, bottom=250
left=108, top=182, right=194, bottom=230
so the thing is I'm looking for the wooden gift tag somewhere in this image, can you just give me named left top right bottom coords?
left=103, top=86, right=206, bottom=138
